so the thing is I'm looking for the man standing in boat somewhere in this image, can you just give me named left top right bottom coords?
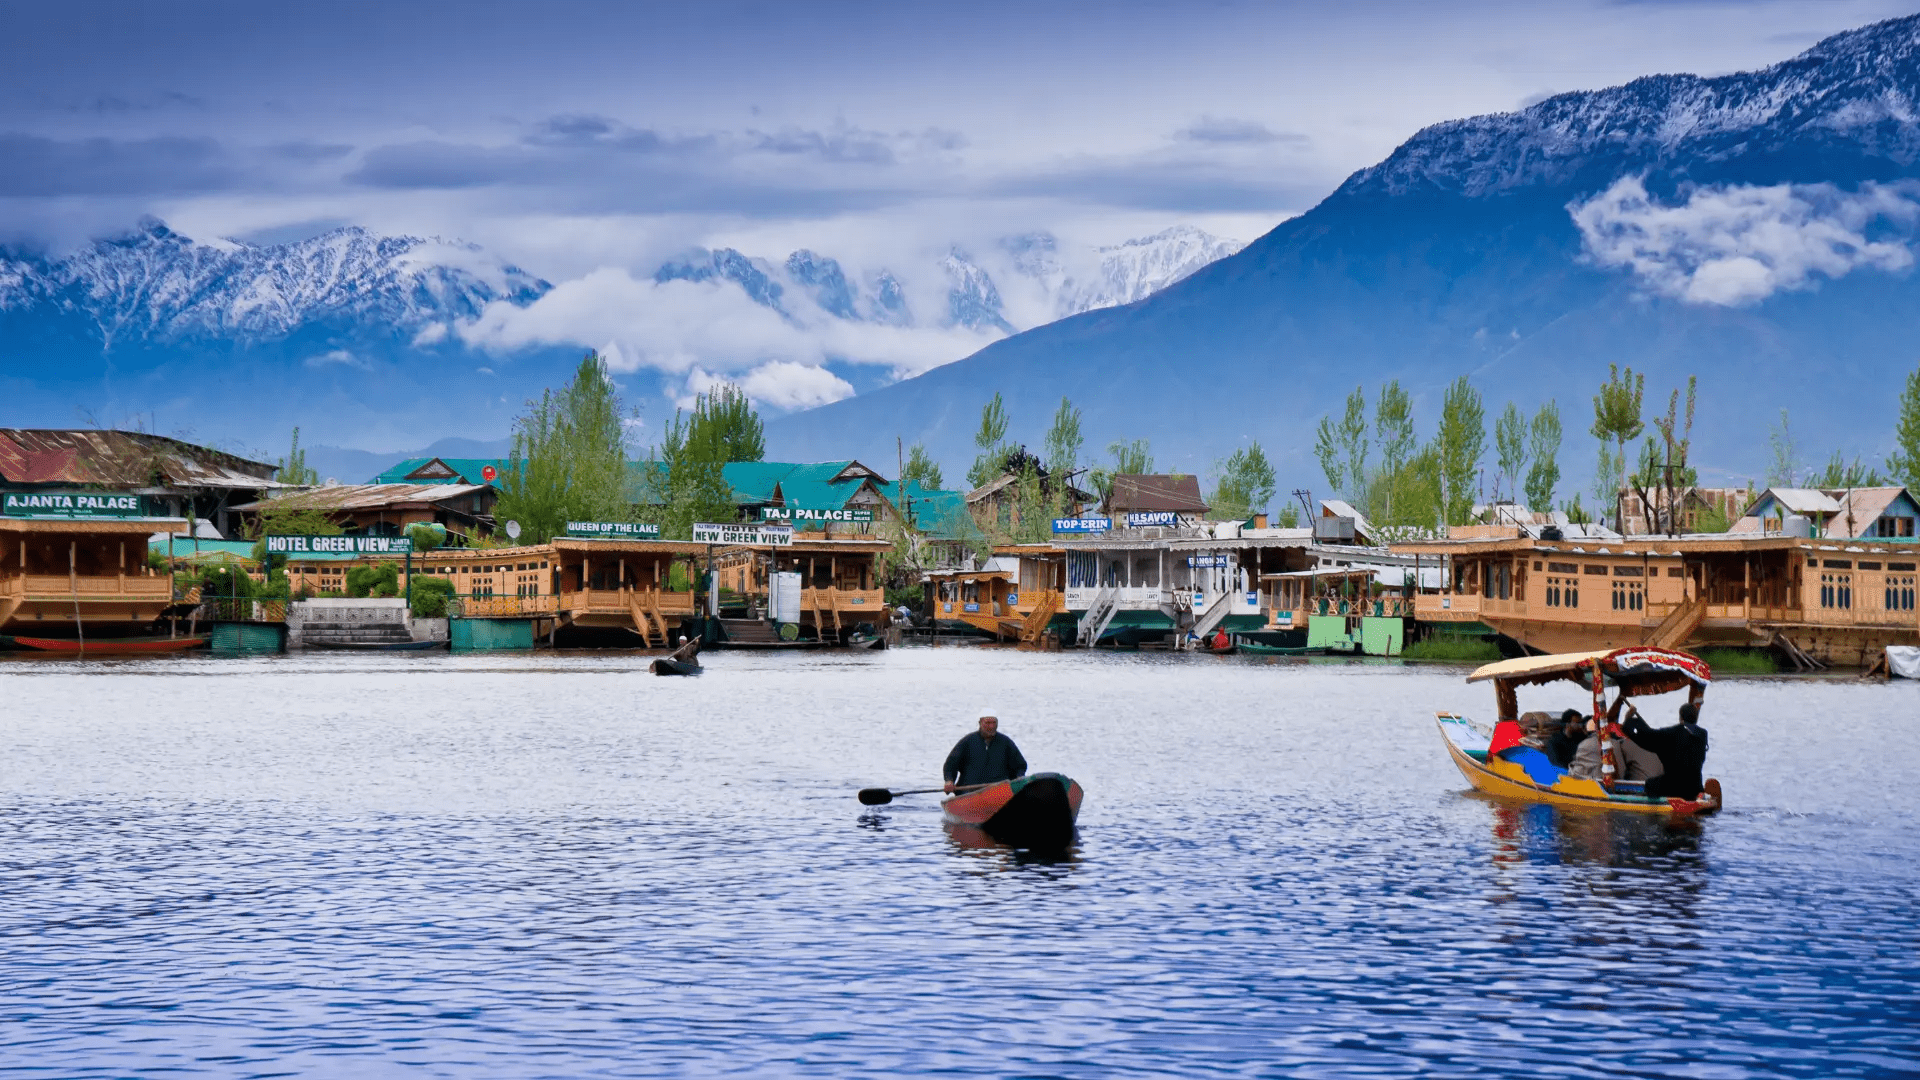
left=943, top=714, right=1028, bottom=792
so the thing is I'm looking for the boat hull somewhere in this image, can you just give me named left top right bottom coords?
left=650, top=656, right=701, bottom=675
left=1437, top=715, right=1719, bottom=816
left=0, top=634, right=207, bottom=654
left=942, top=772, right=1083, bottom=848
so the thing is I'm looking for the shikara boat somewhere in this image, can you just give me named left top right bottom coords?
left=941, top=771, right=1083, bottom=848
left=1436, top=646, right=1722, bottom=816
left=650, top=654, right=701, bottom=675
left=0, top=634, right=206, bottom=654
left=1238, top=640, right=1321, bottom=656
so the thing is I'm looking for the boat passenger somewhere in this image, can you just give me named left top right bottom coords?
left=943, top=714, right=1028, bottom=793
left=1567, top=713, right=1665, bottom=782
left=1546, top=709, right=1588, bottom=769
left=1211, top=628, right=1230, bottom=650
left=1623, top=703, right=1709, bottom=800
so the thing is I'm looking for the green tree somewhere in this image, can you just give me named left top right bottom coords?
left=1811, top=451, right=1886, bottom=488
left=1043, top=396, right=1083, bottom=479
left=966, top=392, right=1012, bottom=489
left=1088, top=438, right=1153, bottom=503
left=1887, top=365, right=1920, bottom=490
left=1524, top=401, right=1563, bottom=514
left=1314, top=385, right=1369, bottom=502
left=649, top=407, right=738, bottom=540
left=1210, top=441, right=1277, bottom=521
left=245, top=500, right=343, bottom=572
left=1563, top=492, right=1593, bottom=525
left=1590, top=364, right=1645, bottom=532
left=277, top=427, right=319, bottom=486
left=1370, top=381, right=1415, bottom=524
left=687, top=382, right=765, bottom=462
left=495, top=351, right=633, bottom=543
left=1767, top=409, right=1802, bottom=487
left=1275, top=505, right=1301, bottom=528
left=1434, top=376, right=1486, bottom=526
left=900, top=443, right=944, bottom=491
left=406, top=523, right=446, bottom=552
left=1494, top=403, right=1528, bottom=504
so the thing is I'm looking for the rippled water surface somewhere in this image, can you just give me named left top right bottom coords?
left=2, top=646, right=1916, bottom=1078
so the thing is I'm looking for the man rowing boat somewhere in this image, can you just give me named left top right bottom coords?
left=943, top=713, right=1028, bottom=793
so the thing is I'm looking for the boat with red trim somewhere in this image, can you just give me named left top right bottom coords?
left=1436, top=646, right=1722, bottom=815
left=941, top=771, right=1083, bottom=848
left=0, top=634, right=207, bottom=654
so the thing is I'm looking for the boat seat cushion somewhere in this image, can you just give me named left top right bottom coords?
left=1495, top=745, right=1568, bottom=786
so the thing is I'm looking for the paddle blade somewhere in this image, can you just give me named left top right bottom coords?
left=857, top=788, right=894, bottom=805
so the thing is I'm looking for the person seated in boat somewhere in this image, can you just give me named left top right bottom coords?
left=1516, top=711, right=1558, bottom=751
left=1623, top=702, right=1709, bottom=800
left=1567, top=709, right=1666, bottom=782
left=943, top=714, right=1028, bottom=793
left=1211, top=628, right=1230, bottom=650
left=1546, top=709, right=1588, bottom=769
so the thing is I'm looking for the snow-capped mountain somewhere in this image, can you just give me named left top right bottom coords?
left=0, top=219, right=550, bottom=347
left=1055, top=227, right=1247, bottom=315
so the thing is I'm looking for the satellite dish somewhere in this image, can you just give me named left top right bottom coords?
left=505, top=520, right=522, bottom=540
left=324, top=477, right=339, bottom=486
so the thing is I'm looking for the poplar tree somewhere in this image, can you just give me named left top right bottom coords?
left=900, top=443, right=943, bottom=491
left=1089, top=439, right=1153, bottom=503
left=1210, top=441, right=1277, bottom=521
left=1314, top=386, right=1369, bottom=502
left=1590, top=364, right=1645, bottom=532
left=1888, top=365, right=1920, bottom=491
left=1524, top=401, right=1563, bottom=515
left=966, top=392, right=1012, bottom=489
left=1372, top=381, right=1415, bottom=525
left=1494, top=403, right=1528, bottom=504
left=277, top=427, right=319, bottom=486
left=495, top=351, right=632, bottom=544
left=1434, top=376, right=1486, bottom=526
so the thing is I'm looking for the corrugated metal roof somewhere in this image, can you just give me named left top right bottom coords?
left=0, top=429, right=278, bottom=489
left=1828, top=487, right=1915, bottom=537
left=1105, top=474, right=1207, bottom=513
left=231, top=484, right=490, bottom=512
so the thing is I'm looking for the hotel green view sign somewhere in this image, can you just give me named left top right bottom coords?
left=759, top=506, right=874, bottom=524
left=265, top=534, right=415, bottom=555
left=566, top=521, right=662, bottom=539
left=2, top=491, right=147, bottom=518
left=692, top=522, right=793, bottom=546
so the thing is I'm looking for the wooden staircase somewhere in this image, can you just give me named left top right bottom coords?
left=1017, top=590, right=1062, bottom=648
left=1645, top=596, right=1706, bottom=649
left=1076, top=586, right=1119, bottom=647
left=627, top=591, right=669, bottom=646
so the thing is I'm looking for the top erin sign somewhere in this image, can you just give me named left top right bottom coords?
left=265, top=534, right=414, bottom=555
left=693, top=522, right=794, bottom=546
left=1052, top=517, right=1111, bottom=534
left=2, top=491, right=146, bottom=519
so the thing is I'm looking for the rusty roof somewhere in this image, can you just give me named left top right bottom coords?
left=1104, top=474, right=1208, bottom=514
left=230, top=484, right=490, bottom=512
left=0, top=429, right=278, bottom=490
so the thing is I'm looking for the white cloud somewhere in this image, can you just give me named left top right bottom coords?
left=303, top=348, right=368, bottom=369
left=411, top=321, right=449, bottom=346
left=686, top=362, right=854, bottom=411
left=1571, top=176, right=1919, bottom=306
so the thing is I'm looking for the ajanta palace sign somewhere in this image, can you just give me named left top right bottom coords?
left=2, top=491, right=147, bottom=518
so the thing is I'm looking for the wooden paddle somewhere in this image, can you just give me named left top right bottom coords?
left=858, top=782, right=992, bottom=806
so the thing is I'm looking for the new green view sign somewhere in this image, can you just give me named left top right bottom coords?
left=265, top=534, right=415, bottom=555
left=2, top=491, right=147, bottom=518
left=693, top=522, right=793, bottom=546
left=565, top=521, right=662, bottom=539
left=759, top=506, right=875, bottom=524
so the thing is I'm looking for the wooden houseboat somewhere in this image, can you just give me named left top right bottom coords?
left=0, top=512, right=188, bottom=642
left=1393, top=529, right=1920, bottom=667
left=925, top=544, right=1072, bottom=645
left=712, top=536, right=891, bottom=644
left=405, top=539, right=709, bottom=646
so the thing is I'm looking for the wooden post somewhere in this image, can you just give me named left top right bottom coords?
left=1743, top=558, right=1751, bottom=621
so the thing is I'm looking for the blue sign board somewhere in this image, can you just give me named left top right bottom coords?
left=1052, top=517, right=1112, bottom=534
left=1187, top=555, right=1230, bottom=568
left=1125, top=511, right=1180, bottom=527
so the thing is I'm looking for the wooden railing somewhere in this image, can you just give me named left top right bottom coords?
left=801, top=587, right=884, bottom=612
left=11, top=574, right=172, bottom=600
left=1415, top=593, right=1482, bottom=620
left=454, top=594, right=560, bottom=618
left=563, top=589, right=695, bottom=617
left=1019, top=590, right=1062, bottom=645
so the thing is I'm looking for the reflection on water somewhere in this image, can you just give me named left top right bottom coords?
left=0, top=648, right=1915, bottom=1077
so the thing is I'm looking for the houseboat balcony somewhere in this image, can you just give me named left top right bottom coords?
left=454, top=594, right=561, bottom=619
left=561, top=589, right=694, bottom=618
left=7, top=574, right=172, bottom=602
left=1415, top=594, right=1483, bottom=621
left=801, top=587, right=885, bottom=614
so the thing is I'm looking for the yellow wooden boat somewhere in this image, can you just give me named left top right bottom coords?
left=1436, top=646, right=1722, bottom=816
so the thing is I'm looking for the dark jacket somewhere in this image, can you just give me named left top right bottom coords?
left=943, top=731, right=1028, bottom=787
left=1623, top=713, right=1708, bottom=798
left=1546, top=727, right=1588, bottom=770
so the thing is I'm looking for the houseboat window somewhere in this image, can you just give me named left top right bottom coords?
left=1610, top=579, right=1644, bottom=611
left=1533, top=561, right=1542, bottom=571
left=1584, top=565, right=1608, bottom=576
left=1888, top=574, right=1916, bottom=611
left=1819, top=571, right=1853, bottom=609
left=1858, top=561, right=1882, bottom=571
left=1808, top=557, right=1818, bottom=566
left=1891, top=562, right=1918, bottom=572
left=1612, top=566, right=1644, bottom=577
left=1547, top=562, right=1577, bottom=574
left=1667, top=566, right=1685, bottom=577
left=1824, top=560, right=1852, bottom=569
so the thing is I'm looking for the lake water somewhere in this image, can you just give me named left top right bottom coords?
left=1, top=646, right=1916, bottom=1078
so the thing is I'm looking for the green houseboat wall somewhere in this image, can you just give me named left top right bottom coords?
left=210, top=623, right=285, bottom=657
left=451, top=618, right=535, bottom=652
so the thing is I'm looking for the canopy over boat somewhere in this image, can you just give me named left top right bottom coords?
left=1469, top=647, right=1712, bottom=709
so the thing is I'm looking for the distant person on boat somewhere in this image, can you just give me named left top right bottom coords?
left=1211, top=628, right=1230, bottom=650
left=1623, top=703, right=1709, bottom=799
left=1546, top=709, right=1589, bottom=769
left=943, top=714, right=1028, bottom=792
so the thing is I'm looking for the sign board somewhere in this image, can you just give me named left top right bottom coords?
left=265, top=534, right=414, bottom=555
left=481, top=464, right=499, bottom=483
left=1187, top=555, right=1231, bottom=568
left=692, top=522, right=794, bottom=546
left=2, top=491, right=146, bottom=519
left=1006, top=592, right=1018, bottom=605
left=1125, top=511, right=1180, bottom=528
left=565, top=521, right=662, bottom=539
left=760, top=506, right=874, bottom=525
left=1052, top=517, right=1112, bottom=534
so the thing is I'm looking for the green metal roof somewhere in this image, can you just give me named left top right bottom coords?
left=370, top=457, right=513, bottom=485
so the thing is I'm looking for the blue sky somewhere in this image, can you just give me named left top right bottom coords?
left=4, top=0, right=1919, bottom=447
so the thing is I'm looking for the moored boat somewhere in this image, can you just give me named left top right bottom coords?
left=0, top=634, right=207, bottom=654
left=1437, top=646, right=1722, bottom=816
left=1237, top=640, right=1322, bottom=656
left=941, top=771, right=1083, bottom=848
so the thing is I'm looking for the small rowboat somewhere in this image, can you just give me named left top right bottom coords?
left=650, top=654, right=701, bottom=675
left=1437, top=646, right=1722, bottom=816
left=942, top=772, right=1083, bottom=849
left=1238, top=640, right=1322, bottom=656
left=0, top=634, right=207, bottom=654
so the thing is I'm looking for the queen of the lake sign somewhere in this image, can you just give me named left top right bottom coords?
left=265, top=534, right=415, bottom=555
left=566, top=521, right=662, bottom=539
left=3, top=491, right=146, bottom=518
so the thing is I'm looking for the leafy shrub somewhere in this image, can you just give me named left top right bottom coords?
left=409, top=576, right=455, bottom=618
left=346, top=563, right=401, bottom=598
left=407, top=523, right=446, bottom=552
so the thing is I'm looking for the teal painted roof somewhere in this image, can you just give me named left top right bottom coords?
left=371, top=457, right=513, bottom=485
left=877, top=480, right=970, bottom=538
left=150, top=537, right=258, bottom=562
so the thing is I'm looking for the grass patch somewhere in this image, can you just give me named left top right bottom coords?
left=1694, top=647, right=1780, bottom=675
left=1401, top=635, right=1504, bottom=662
